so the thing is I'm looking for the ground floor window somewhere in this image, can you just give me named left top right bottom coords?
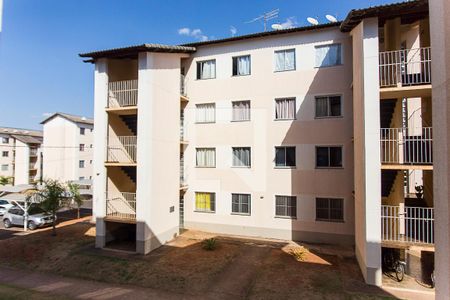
left=275, top=195, right=297, bottom=218
left=231, top=193, right=251, bottom=215
left=316, top=198, right=344, bottom=222
left=195, top=192, right=215, bottom=212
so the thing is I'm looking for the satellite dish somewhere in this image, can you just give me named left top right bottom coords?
left=271, top=24, right=283, bottom=30
left=325, top=14, right=338, bottom=23
left=307, top=17, right=319, bottom=26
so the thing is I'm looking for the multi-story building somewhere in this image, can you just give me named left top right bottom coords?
left=81, top=0, right=437, bottom=287
left=41, top=112, right=94, bottom=182
left=0, top=127, right=43, bottom=185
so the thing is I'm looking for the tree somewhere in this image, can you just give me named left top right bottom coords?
left=68, top=182, right=83, bottom=219
left=39, top=179, right=66, bottom=236
left=0, top=176, right=11, bottom=186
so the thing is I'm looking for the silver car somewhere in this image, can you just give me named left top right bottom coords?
left=0, top=200, right=14, bottom=216
left=2, top=205, right=55, bottom=230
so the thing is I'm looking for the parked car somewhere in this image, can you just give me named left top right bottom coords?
left=2, top=205, right=56, bottom=230
left=0, top=199, right=14, bottom=216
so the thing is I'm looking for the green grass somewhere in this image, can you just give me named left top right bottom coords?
left=0, top=283, right=72, bottom=300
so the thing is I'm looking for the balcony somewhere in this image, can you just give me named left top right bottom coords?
left=108, top=79, right=138, bottom=108
left=380, top=127, right=432, bottom=168
left=106, top=192, right=136, bottom=220
left=107, top=136, right=137, bottom=164
left=382, top=205, right=434, bottom=246
left=29, top=148, right=38, bottom=157
left=29, top=163, right=37, bottom=170
left=180, top=74, right=187, bottom=96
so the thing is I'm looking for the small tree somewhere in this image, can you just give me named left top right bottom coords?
left=0, top=176, right=11, bottom=186
left=39, top=179, right=66, bottom=236
left=68, top=182, right=83, bottom=219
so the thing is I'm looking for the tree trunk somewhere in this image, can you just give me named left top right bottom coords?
left=77, top=207, right=80, bottom=219
left=52, top=210, right=57, bottom=236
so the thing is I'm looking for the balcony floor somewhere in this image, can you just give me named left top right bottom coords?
left=380, top=84, right=432, bottom=99
left=106, top=106, right=138, bottom=115
left=105, top=162, right=137, bottom=167
left=381, top=164, right=433, bottom=170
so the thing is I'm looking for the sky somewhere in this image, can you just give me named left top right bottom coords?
left=0, top=0, right=395, bottom=130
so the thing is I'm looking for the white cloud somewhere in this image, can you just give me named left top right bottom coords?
left=280, top=17, right=298, bottom=29
left=178, top=28, right=191, bottom=36
left=178, top=27, right=209, bottom=41
left=230, top=26, right=237, bottom=36
left=42, top=112, right=52, bottom=117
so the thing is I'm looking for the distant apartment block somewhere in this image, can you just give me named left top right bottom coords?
left=81, top=0, right=438, bottom=287
left=41, top=113, right=94, bottom=182
left=0, top=127, right=42, bottom=185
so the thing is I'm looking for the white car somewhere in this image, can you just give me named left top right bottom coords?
left=0, top=199, right=14, bottom=216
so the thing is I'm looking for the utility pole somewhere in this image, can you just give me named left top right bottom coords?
left=40, top=151, right=43, bottom=184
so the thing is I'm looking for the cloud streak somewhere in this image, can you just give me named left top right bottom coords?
left=230, top=26, right=237, bottom=36
left=178, top=27, right=209, bottom=41
left=280, top=17, right=298, bottom=29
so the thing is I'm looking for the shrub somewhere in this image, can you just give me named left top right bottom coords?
left=290, top=246, right=309, bottom=262
left=202, top=238, right=217, bottom=251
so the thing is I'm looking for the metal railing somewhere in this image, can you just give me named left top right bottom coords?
left=108, top=79, right=138, bottom=108
left=180, top=153, right=186, bottom=185
left=29, top=148, right=38, bottom=156
left=29, top=163, right=37, bottom=170
left=380, top=127, right=432, bottom=165
left=107, top=136, right=137, bottom=163
left=106, top=192, right=136, bottom=220
left=180, top=74, right=187, bottom=96
left=379, top=47, right=431, bottom=87
left=382, top=205, right=434, bottom=245
left=180, top=117, right=185, bottom=141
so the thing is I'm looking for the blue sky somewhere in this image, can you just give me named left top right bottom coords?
left=0, top=0, right=395, bottom=130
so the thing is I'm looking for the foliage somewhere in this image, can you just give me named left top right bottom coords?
left=67, top=182, right=83, bottom=219
left=290, top=246, right=309, bottom=262
left=39, top=179, right=67, bottom=236
left=202, top=238, right=217, bottom=251
left=0, top=176, right=12, bottom=186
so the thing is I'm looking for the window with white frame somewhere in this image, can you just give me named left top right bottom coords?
left=196, top=103, right=216, bottom=123
left=79, top=160, right=85, bottom=168
left=196, top=148, right=216, bottom=167
left=1, top=164, right=8, bottom=171
left=315, top=95, right=342, bottom=118
left=232, top=193, right=251, bottom=215
left=275, top=98, right=296, bottom=120
left=275, top=146, right=296, bottom=167
left=232, top=101, right=251, bottom=121
left=316, top=146, right=342, bottom=168
left=195, top=192, right=216, bottom=212
left=232, top=55, right=251, bottom=76
left=274, top=49, right=296, bottom=72
left=315, top=44, right=342, bottom=67
left=232, top=147, right=251, bottom=167
left=2, top=151, right=8, bottom=157
left=275, top=195, right=297, bottom=218
left=2, top=137, right=9, bottom=144
left=197, top=59, right=216, bottom=79
left=316, top=198, right=344, bottom=222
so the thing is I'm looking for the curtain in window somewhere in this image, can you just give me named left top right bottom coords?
left=275, top=51, right=284, bottom=71
left=196, top=148, right=215, bottom=167
left=201, top=60, right=216, bottom=79
left=285, top=50, right=295, bottom=70
left=315, top=45, right=341, bottom=67
left=275, top=50, right=295, bottom=71
left=196, top=192, right=214, bottom=211
left=238, top=56, right=250, bottom=75
left=275, top=196, right=296, bottom=217
left=232, top=101, right=250, bottom=121
left=196, top=103, right=215, bottom=123
left=232, top=147, right=251, bottom=167
left=275, top=98, right=295, bottom=119
left=316, top=97, right=328, bottom=117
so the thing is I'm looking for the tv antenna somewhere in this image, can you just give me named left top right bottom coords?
left=246, top=9, right=279, bottom=32
left=306, top=17, right=319, bottom=26
left=325, top=14, right=338, bottom=23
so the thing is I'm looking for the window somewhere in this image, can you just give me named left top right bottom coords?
left=232, top=194, right=251, bottom=215
left=232, top=147, right=251, bottom=167
left=79, top=144, right=85, bottom=152
left=316, top=198, right=344, bottom=222
left=79, top=177, right=85, bottom=180
left=315, top=96, right=342, bottom=118
left=315, top=44, right=342, bottom=67
left=275, top=98, right=296, bottom=120
left=79, top=160, right=85, bottom=168
left=316, top=146, right=342, bottom=168
left=2, top=137, right=9, bottom=144
left=197, top=59, right=216, bottom=79
left=2, top=151, right=8, bottom=157
left=232, top=101, right=251, bottom=121
left=196, top=148, right=216, bottom=168
left=1, top=164, right=8, bottom=171
left=274, top=49, right=296, bottom=72
left=195, top=192, right=215, bottom=212
left=196, top=103, right=216, bottom=123
left=232, top=55, right=251, bottom=76
left=275, top=195, right=297, bottom=218
left=90, top=144, right=93, bottom=148
left=275, top=147, right=296, bottom=167
left=80, top=128, right=85, bottom=135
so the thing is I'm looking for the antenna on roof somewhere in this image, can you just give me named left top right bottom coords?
left=245, top=9, right=279, bottom=32
left=325, top=14, right=338, bottom=23
left=307, top=17, right=319, bottom=26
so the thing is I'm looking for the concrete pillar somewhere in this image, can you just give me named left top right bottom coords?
left=351, top=18, right=382, bottom=286
left=430, top=0, right=450, bottom=298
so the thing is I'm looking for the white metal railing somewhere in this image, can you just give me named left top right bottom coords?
left=106, top=192, right=136, bottom=220
left=107, top=136, right=137, bottom=163
left=180, top=117, right=185, bottom=141
left=180, top=153, right=186, bottom=185
left=108, top=79, right=138, bottom=108
left=29, top=163, right=37, bottom=170
left=382, top=204, right=434, bottom=245
left=379, top=47, right=431, bottom=87
left=29, top=148, right=38, bottom=156
left=180, top=74, right=186, bottom=96
left=380, top=127, right=432, bottom=165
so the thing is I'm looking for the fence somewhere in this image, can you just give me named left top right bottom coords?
left=107, top=136, right=137, bottom=163
left=108, top=79, right=138, bottom=108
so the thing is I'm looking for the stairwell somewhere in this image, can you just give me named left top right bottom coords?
left=121, top=166, right=136, bottom=184
left=380, top=99, right=397, bottom=129
left=381, top=170, right=397, bottom=198
left=120, top=115, right=137, bottom=135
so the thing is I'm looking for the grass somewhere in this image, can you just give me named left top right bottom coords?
left=0, top=283, right=72, bottom=300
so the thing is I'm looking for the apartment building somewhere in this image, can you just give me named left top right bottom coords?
left=81, top=0, right=437, bottom=287
left=0, top=127, right=42, bottom=185
left=41, top=112, right=94, bottom=182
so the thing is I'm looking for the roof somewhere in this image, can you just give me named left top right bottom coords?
left=181, top=22, right=341, bottom=47
left=0, top=184, right=36, bottom=194
left=79, top=43, right=197, bottom=60
left=341, top=0, right=429, bottom=32
left=0, top=127, right=42, bottom=138
left=11, top=134, right=42, bottom=144
left=41, top=112, right=94, bottom=126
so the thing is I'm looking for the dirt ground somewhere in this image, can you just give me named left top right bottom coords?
left=0, top=220, right=404, bottom=299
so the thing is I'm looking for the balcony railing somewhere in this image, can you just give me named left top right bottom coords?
left=379, top=47, right=431, bottom=87
left=382, top=205, right=434, bottom=245
left=180, top=153, right=186, bottom=185
left=29, top=148, right=38, bottom=156
left=107, top=136, right=137, bottom=163
left=106, top=192, right=136, bottom=220
left=108, top=79, right=138, bottom=108
left=180, top=117, right=186, bottom=141
left=380, top=127, right=432, bottom=165
left=29, top=163, right=37, bottom=170
left=180, top=74, right=187, bottom=96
